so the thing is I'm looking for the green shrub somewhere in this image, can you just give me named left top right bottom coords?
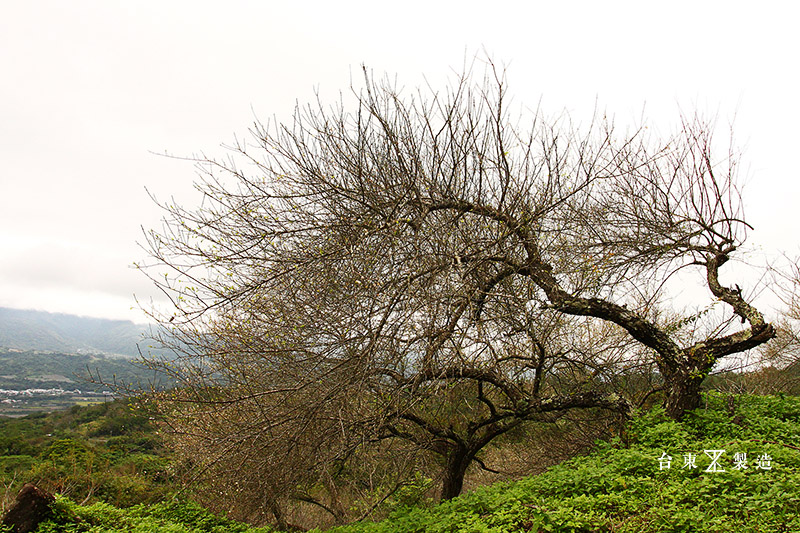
left=36, top=496, right=273, bottom=532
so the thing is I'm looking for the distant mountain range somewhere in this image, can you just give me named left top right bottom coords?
left=0, top=307, right=160, bottom=358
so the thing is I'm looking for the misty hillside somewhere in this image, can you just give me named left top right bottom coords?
left=0, top=307, right=158, bottom=357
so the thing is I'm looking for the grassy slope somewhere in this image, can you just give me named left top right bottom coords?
left=322, top=392, right=800, bottom=533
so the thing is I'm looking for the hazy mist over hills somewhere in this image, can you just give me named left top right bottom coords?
left=0, top=307, right=157, bottom=357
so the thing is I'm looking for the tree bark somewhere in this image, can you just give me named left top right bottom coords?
left=440, top=449, right=473, bottom=501
left=266, top=496, right=288, bottom=532
left=663, top=371, right=705, bottom=420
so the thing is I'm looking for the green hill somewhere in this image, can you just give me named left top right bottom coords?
left=0, top=307, right=156, bottom=357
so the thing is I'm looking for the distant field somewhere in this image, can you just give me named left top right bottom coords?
left=0, top=391, right=114, bottom=417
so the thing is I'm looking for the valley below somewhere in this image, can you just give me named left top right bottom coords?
left=0, top=347, right=159, bottom=417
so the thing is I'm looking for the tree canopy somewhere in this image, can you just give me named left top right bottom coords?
left=139, top=66, right=775, bottom=523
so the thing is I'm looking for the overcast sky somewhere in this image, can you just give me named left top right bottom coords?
left=1, top=1, right=798, bottom=324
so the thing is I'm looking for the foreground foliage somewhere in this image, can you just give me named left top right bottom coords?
left=319, top=392, right=800, bottom=532
left=3, top=497, right=272, bottom=533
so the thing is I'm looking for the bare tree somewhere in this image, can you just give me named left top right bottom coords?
left=770, top=260, right=800, bottom=362
left=728, top=259, right=800, bottom=394
left=139, top=65, right=774, bottom=514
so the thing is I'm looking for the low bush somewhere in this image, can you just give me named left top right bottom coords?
left=35, top=496, right=274, bottom=533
